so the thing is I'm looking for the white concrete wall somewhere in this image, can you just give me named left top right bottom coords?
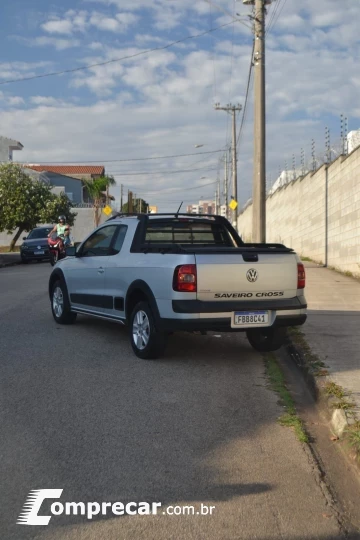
left=238, top=148, right=360, bottom=277
left=0, top=208, right=108, bottom=247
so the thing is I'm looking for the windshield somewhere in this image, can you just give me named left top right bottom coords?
left=27, top=228, right=52, bottom=239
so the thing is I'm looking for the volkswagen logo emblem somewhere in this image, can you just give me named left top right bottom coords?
left=246, top=269, right=258, bottom=282
left=37, top=245, right=41, bottom=250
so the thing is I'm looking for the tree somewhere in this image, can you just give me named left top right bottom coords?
left=0, top=163, right=76, bottom=251
left=82, top=175, right=116, bottom=227
left=40, top=192, right=77, bottom=227
left=122, top=198, right=149, bottom=213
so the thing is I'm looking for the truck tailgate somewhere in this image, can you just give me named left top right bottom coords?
left=195, top=253, right=298, bottom=302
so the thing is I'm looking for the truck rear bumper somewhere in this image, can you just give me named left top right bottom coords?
left=158, top=313, right=307, bottom=332
left=172, top=297, right=307, bottom=313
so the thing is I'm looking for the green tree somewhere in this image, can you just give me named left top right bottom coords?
left=82, top=175, right=116, bottom=227
left=40, top=192, right=77, bottom=227
left=122, top=198, right=149, bottom=213
left=0, top=163, right=76, bottom=251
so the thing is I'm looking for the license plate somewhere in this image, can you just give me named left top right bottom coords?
left=232, top=311, right=269, bottom=327
left=34, top=250, right=45, bottom=255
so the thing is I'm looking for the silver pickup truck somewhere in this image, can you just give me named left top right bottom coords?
left=49, top=213, right=307, bottom=359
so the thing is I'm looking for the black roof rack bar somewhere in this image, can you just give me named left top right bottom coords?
left=107, top=212, right=223, bottom=220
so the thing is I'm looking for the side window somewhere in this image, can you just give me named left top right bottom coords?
left=80, top=225, right=118, bottom=257
left=110, top=226, right=128, bottom=255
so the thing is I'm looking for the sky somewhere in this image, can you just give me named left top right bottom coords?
left=1, top=0, right=360, bottom=211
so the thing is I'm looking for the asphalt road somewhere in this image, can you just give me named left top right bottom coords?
left=0, top=263, right=345, bottom=540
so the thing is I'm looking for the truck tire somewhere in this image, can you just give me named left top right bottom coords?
left=246, top=327, right=286, bottom=353
left=129, top=301, right=166, bottom=360
left=51, top=280, right=77, bottom=325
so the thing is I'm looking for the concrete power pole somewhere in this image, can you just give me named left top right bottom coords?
left=215, top=103, right=242, bottom=228
left=120, top=184, right=123, bottom=211
left=224, top=152, right=228, bottom=219
left=245, top=0, right=268, bottom=242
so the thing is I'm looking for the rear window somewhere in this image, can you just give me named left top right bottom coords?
left=144, top=221, right=234, bottom=246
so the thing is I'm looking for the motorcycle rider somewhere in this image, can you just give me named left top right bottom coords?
left=48, top=215, right=71, bottom=246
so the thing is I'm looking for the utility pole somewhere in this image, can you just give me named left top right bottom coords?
left=215, top=103, right=242, bottom=228
left=224, top=152, right=228, bottom=219
left=244, top=0, right=268, bottom=242
left=120, top=184, right=123, bottom=211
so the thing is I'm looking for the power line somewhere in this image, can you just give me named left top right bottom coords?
left=136, top=180, right=217, bottom=194
left=237, top=39, right=255, bottom=147
left=20, top=148, right=225, bottom=165
left=106, top=166, right=219, bottom=176
left=0, top=22, right=235, bottom=86
left=266, top=0, right=287, bottom=36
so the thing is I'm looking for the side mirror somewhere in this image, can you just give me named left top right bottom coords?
left=65, top=246, right=77, bottom=257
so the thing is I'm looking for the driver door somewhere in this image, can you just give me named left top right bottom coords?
left=65, top=225, right=118, bottom=315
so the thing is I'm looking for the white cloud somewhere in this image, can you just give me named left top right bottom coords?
left=41, top=19, right=74, bottom=35
left=89, top=11, right=138, bottom=32
left=7, top=96, right=25, bottom=106
left=32, top=36, right=81, bottom=50
left=30, top=96, right=66, bottom=106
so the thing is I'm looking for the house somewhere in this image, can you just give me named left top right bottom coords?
left=25, top=165, right=106, bottom=204
left=24, top=168, right=84, bottom=204
left=25, top=165, right=105, bottom=180
left=0, top=136, right=23, bottom=162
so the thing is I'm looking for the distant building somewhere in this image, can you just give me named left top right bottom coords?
left=186, top=200, right=216, bottom=215
left=0, top=135, right=23, bottom=162
left=149, top=205, right=158, bottom=213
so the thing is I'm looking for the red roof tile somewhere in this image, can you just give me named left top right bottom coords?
left=25, top=165, right=105, bottom=175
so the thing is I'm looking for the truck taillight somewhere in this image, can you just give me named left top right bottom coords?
left=297, top=263, right=306, bottom=289
left=173, top=265, right=197, bottom=292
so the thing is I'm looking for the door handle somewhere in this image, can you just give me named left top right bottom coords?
left=98, top=267, right=105, bottom=274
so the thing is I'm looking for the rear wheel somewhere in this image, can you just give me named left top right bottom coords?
left=129, top=301, right=166, bottom=360
left=246, top=327, right=287, bottom=352
left=51, top=280, right=77, bottom=324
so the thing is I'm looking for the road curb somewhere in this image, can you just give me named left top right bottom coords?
left=0, top=260, right=22, bottom=268
left=286, top=337, right=357, bottom=439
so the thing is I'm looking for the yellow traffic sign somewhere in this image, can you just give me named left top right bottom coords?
left=103, top=205, right=112, bottom=216
left=229, top=199, right=238, bottom=210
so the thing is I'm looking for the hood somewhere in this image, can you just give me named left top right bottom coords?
left=21, top=238, right=49, bottom=248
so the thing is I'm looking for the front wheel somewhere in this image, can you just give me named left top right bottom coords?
left=246, top=327, right=287, bottom=352
left=129, top=301, right=166, bottom=360
left=50, top=250, right=59, bottom=266
left=51, top=280, right=77, bottom=324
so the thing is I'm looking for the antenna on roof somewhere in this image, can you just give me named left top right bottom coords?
left=175, top=202, right=183, bottom=216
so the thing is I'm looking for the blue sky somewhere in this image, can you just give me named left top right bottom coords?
left=1, top=0, right=360, bottom=210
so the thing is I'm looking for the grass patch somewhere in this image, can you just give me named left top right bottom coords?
left=347, top=423, right=360, bottom=458
left=324, top=381, right=346, bottom=399
left=265, top=354, right=308, bottom=443
left=288, top=327, right=327, bottom=375
left=301, top=256, right=313, bottom=262
left=0, top=246, right=20, bottom=253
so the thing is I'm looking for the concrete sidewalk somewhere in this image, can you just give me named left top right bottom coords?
left=302, top=262, right=360, bottom=416
left=0, top=252, right=21, bottom=267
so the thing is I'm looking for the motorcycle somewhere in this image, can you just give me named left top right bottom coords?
left=48, top=233, right=67, bottom=266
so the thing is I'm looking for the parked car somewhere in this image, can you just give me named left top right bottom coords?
left=20, top=226, right=53, bottom=263
left=48, top=213, right=307, bottom=359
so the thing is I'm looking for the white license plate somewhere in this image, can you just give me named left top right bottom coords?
left=34, top=250, right=45, bottom=255
left=232, top=311, right=269, bottom=327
